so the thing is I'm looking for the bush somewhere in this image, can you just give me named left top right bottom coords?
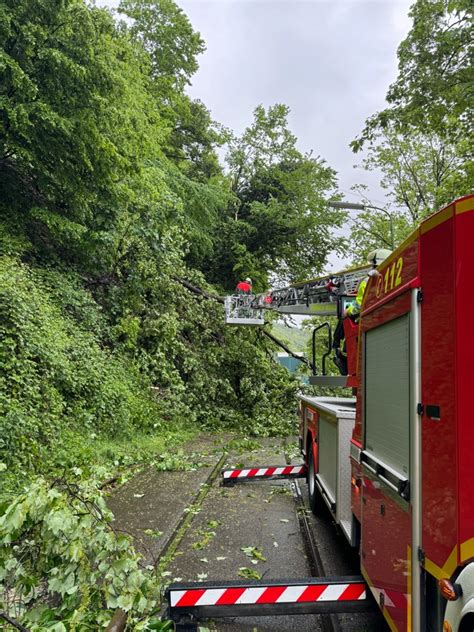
left=0, top=474, right=162, bottom=630
left=0, top=257, right=161, bottom=474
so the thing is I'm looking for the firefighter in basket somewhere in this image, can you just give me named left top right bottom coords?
left=235, top=277, right=253, bottom=318
left=236, top=277, right=253, bottom=294
left=332, top=248, right=391, bottom=375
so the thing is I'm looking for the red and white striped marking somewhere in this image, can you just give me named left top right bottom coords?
left=170, top=582, right=366, bottom=608
left=222, top=464, right=306, bottom=480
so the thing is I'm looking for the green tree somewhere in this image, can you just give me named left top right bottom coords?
left=353, top=0, right=472, bottom=148
left=0, top=0, right=167, bottom=269
left=118, top=0, right=231, bottom=266
left=119, top=0, right=205, bottom=91
left=362, top=128, right=470, bottom=217
left=206, top=105, right=343, bottom=290
left=349, top=0, right=472, bottom=260
left=348, top=127, right=471, bottom=260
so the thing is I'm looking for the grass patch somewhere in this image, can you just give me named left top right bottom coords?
left=0, top=423, right=200, bottom=502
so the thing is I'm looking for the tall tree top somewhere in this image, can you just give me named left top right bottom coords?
left=353, top=0, right=472, bottom=149
left=119, top=0, right=205, bottom=90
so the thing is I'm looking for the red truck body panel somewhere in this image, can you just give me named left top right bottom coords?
left=361, top=475, right=411, bottom=630
left=419, top=205, right=458, bottom=580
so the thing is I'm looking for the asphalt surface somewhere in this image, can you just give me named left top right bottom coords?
left=108, top=434, right=230, bottom=565
left=109, top=435, right=388, bottom=632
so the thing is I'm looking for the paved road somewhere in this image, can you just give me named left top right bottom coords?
left=109, top=435, right=388, bottom=632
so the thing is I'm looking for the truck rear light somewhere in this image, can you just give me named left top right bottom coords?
left=438, top=578, right=463, bottom=601
left=443, top=621, right=452, bottom=632
left=351, top=476, right=361, bottom=488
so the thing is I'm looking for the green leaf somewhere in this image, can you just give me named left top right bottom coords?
left=117, top=594, right=135, bottom=612
left=238, top=567, right=262, bottom=580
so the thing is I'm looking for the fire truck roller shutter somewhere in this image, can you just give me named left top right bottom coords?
left=365, top=314, right=410, bottom=479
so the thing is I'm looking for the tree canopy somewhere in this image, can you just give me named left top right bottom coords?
left=205, top=104, right=343, bottom=290
left=349, top=0, right=472, bottom=259
left=353, top=0, right=472, bottom=148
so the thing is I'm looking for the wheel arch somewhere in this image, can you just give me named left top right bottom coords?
left=445, top=562, right=474, bottom=631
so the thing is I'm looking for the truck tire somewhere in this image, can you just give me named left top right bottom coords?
left=307, top=446, right=322, bottom=515
left=460, top=614, right=474, bottom=632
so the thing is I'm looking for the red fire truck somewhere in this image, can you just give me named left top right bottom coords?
left=166, top=194, right=474, bottom=632
left=300, top=193, right=474, bottom=632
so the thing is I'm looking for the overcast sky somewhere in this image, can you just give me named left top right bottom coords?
left=182, top=0, right=411, bottom=203
left=98, top=0, right=412, bottom=269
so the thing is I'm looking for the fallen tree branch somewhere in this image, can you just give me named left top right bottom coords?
left=261, top=328, right=312, bottom=370
left=176, top=277, right=310, bottom=368
left=98, top=475, right=120, bottom=490
left=0, top=612, right=30, bottom=632
left=175, top=277, right=273, bottom=310
left=105, top=608, right=128, bottom=632
left=174, top=277, right=224, bottom=303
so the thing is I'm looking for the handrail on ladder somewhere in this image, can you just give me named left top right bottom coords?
left=311, top=322, right=332, bottom=376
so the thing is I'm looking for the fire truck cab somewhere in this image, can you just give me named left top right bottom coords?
left=300, top=194, right=474, bottom=632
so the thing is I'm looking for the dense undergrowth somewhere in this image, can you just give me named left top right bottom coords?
left=0, top=254, right=297, bottom=495
left=0, top=258, right=158, bottom=474
left=0, top=246, right=297, bottom=629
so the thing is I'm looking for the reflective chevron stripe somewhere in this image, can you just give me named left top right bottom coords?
left=169, top=581, right=366, bottom=607
left=222, top=464, right=306, bottom=480
left=166, top=577, right=371, bottom=621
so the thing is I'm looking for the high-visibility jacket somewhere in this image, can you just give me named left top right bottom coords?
left=346, top=277, right=367, bottom=317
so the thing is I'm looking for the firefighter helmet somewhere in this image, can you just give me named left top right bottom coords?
left=367, top=249, right=391, bottom=267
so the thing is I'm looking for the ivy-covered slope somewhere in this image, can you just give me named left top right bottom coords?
left=0, top=254, right=298, bottom=484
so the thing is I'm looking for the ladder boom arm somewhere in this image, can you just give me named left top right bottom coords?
left=227, top=265, right=371, bottom=319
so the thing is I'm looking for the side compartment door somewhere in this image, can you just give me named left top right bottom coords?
left=361, top=314, right=411, bottom=631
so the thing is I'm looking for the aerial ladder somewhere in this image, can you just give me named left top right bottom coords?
left=225, top=263, right=372, bottom=386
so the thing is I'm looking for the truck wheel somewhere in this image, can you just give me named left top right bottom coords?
left=307, top=447, right=321, bottom=515
left=460, top=614, right=474, bottom=632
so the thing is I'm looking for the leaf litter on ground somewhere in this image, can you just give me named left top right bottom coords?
left=241, top=546, right=266, bottom=562
left=238, top=567, right=262, bottom=580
